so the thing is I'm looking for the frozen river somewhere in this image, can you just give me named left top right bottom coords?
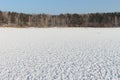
left=0, top=28, right=120, bottom=80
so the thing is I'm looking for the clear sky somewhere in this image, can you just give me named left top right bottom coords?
left=0, top=0, right=120, bottom=14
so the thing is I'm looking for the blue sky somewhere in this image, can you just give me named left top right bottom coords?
left=0, top=0, right=120, bottom=14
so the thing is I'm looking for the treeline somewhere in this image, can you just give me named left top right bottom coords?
left=0, top=11, right=120, bottom=27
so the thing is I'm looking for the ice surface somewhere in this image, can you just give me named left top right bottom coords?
left=0, top=28, right=120, bottom=80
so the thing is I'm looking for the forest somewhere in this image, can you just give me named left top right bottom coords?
left=0, top=11, right=120, bottom=27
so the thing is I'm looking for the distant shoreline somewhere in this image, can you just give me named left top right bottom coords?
left=0, top=11, right=120, bottom=27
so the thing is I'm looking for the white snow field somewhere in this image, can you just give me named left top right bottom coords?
left=0, top=28, right=120, bottom=80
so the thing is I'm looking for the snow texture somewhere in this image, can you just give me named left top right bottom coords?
left=0, top=28, right=120, bottom=80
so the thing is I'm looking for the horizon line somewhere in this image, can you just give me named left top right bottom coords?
left=0, top=10, right=120, bottom=15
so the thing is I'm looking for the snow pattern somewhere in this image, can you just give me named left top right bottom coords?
left=0, top=28, right=119, bottom=80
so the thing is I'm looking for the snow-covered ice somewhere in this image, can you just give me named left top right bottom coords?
left=0, top=28, right=120, bottom=80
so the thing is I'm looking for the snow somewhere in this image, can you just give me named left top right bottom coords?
left=0, top=28, right=120, bottom=80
